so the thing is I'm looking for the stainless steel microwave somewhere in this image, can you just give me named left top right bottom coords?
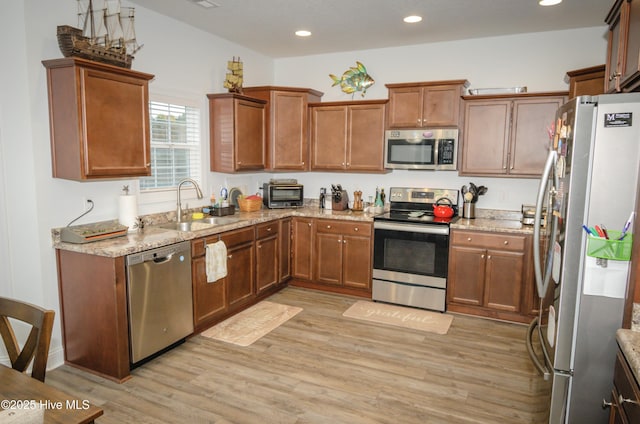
left=262, top=183, right=304, bottom=208
left=384, top=128, right=458, bottom=170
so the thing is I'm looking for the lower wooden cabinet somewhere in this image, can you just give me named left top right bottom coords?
left=256, top=221, right=279, bottom=294
left=279, top=218, right=292, bottom=283
left=291, top=217, right=373, bottom=296
left=447, top=229, right=534, bottom=323
left=607, top=348, right=640, bottom=423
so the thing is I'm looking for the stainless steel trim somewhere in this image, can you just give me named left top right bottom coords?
left=526, top=316, right=551, bottom=380
left=372, top=279, right=446, bottom=312
left=533, top=150, right=558, bottom=298
left=373, top=221, right=449, bottom=235
left=373, top=268, right=446, bottom=289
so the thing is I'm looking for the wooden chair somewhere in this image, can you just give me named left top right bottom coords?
left=0, top=296, right=55, bottom=382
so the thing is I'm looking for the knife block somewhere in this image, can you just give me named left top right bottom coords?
left=332, top=190, right=349, bottom=211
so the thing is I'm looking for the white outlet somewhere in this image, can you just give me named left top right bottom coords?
left=82, top=198, right=93, bottom=211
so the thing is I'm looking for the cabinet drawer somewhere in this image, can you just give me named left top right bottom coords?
left=256, top=221, right=279, bottom=239
left=192, top=226, right=254, bottom=257
left=614, top=350, right=640, bottom=423
left=451, top=230, right=525, bottom=251
left=316, top=219, right=372, bottom=236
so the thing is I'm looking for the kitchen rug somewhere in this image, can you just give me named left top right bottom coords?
left=342, top=301, right=453, bottom=335
left=200, top=301, right=302, bottom=347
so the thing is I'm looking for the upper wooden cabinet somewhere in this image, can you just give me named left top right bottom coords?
left=606, top=0, right=640, bottom=92
left=309, top=100, right=387, bottom=172
left=461, top=92, right=566, bottom=177
left=565, top=65, right=606, bottom=99
left=207, top=93, right=267, bottom=172
left=42, top=57, right=154, bottom=181
left=242, top=86, right=323, bottom=171
left=385, top=80, right=469, bottom=128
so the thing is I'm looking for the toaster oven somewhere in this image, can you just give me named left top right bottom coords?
left=262, top=182, right=304, bottom=208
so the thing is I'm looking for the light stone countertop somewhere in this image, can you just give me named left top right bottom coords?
left=52, top=206, right=377, bottom=258
left=617, top=328, right=640, bottom=384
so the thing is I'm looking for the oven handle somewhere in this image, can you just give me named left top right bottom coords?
left=374, top=221, right=449, bottom=235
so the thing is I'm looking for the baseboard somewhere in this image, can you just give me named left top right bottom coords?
left=0, top=345, right=65, bottom=372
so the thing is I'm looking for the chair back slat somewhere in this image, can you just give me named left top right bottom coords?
left=0, top=297, right=55, bottom=382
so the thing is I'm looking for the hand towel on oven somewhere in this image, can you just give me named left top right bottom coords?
left=206, top=240, right=227, bottom=283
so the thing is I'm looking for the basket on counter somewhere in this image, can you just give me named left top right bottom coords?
left=238, top=197, right=262, bottom=212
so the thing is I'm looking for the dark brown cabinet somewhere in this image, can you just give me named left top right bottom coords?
left=208, top=93, right=267, bottom=172
left=279, top=218, right=292, bottom=283
left=385, top=80, right=468, bottom=128
left=607, top=348, right=640, bottom=423
left=255, top=221, right=279, bottom=294
left=309, top=100, right=387, bottom=172
left=242, top=86, right=323, bottom=171
left=606, top=0, right=640, bottom=92
left=461, top=93, right=566, bottom=177
left=42, top=57, right=154, bottom=180
left=447, top=229, right=533, bottom=323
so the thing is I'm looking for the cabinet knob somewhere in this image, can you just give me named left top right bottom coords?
left=308, top=223, right=312, bottom=227
left=504, top=240, right=509, bottom=245
left=302, top=161, right=305, bottom=165
left=343, top=240, right=347, bottom=244
left=354, top=227, right=359, bottom=231
left=346, top=162, right=350, bottom=166
left=342, top=162, right=345, bottom=166
left=227, top=254, right=233, bottom=259
left=326, top=225, right=331, bottom=229
left=267, top=227, right=272, bottom=231
left=481, top=254, right=485, bottom=259
left=602, top=398, right=613, bottom=409
left=467, top=237, right=472, bottom=241
left=619, top=394, right=639, bottom=405
left=487, top=255, right=491, bottom=259
left=609, top=72, right=621, bottom=82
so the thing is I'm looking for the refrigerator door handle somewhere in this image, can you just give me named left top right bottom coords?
left=533, top=150, right=558, bottom=298
left=526, top=316, right=551, bottom=380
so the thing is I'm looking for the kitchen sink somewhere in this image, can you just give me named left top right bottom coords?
left=157, top=216, right=240, bottom=232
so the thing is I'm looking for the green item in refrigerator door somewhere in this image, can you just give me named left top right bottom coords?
left=586, top=231, right=633, bottom=261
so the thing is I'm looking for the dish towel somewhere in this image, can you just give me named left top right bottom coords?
left=206, top=240, right=228, bottom=283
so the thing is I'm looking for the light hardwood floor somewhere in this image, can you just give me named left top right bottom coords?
left=46, top=287, right=551, bottom=423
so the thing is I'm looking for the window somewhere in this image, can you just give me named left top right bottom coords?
left=140, top=100, right=201, bottom=191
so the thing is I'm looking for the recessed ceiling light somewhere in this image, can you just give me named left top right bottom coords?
left=539, top=0, right=562, bottom=5
left=403, top=15, right=423, bottom=24
left=295, top=30, right=312, bottom=37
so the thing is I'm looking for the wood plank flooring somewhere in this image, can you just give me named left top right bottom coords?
left=46, top=287, right=551, bottom=423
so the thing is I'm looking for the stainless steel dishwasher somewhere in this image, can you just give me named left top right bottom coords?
left=126, top=241, right=193, bottom=365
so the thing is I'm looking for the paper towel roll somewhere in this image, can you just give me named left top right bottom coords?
left=119, top=194, right=138, bottom=232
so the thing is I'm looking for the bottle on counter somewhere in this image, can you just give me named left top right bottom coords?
left=374, top=187, right=383, bottom=207
left=319, top=188, right=326, bottom=209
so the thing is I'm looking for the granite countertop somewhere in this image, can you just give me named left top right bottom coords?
left=617, top=328, right=640, bottom=384
left=450, top=208, right=534, bottom=235
left=52, top=206, right=377, bottom=258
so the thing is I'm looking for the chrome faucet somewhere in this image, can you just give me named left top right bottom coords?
left=176, top=178, right=203, bottom=222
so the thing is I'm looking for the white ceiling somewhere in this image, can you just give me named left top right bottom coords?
left=127, top=0, right=611, bottom=58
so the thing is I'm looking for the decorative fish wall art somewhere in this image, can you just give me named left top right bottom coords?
left=329, top=61, right=375, bottom=98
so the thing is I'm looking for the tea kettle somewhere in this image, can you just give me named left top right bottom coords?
left=433, top=197, right=454, bottom=218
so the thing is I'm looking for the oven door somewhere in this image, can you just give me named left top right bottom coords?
left=373, top=221, right=449, bottom=279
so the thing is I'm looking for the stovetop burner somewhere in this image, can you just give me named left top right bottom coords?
left=374, top=187, right=460, bottom=225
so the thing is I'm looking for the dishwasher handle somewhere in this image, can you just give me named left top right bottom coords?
left=152, top=253, right=174, bottom=264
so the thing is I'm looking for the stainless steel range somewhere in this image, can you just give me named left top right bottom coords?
left=372, top=187, right=459, bottom=312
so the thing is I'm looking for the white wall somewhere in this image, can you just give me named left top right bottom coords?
left=270, top=27, right=609, bottom=209
left=0, top=0, right=608, bottom=369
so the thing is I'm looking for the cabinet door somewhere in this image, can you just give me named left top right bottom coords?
left=256, top=234, right=278, bottom=294
left=509, top=98, right=563, bottom=176
left=82, top=67, right=151, bottom=177
left=315, top=232, right=343, bottom=285
left=484, top=249, right=524, bottom=313
left=387, top=86, right=423, bottom=128
left=448, top=245, right=486, bottom=306
left=461, top=100, right=511, bottom=175
left=192, top=256, right=227, bottom=330
left=347, top=103, right=385, bottom=171
left=235, top=98, right=266, bottom=170
left=621, top=0, right=640, bottom=90
left=423, top=85, right=461, bottom=127
left=279, top=218, right=292, bottom=283
left=607, top=1, right=625, bottom=92
left=310, top=106, right=348, bottom=170
left=271, top=91, right=309, bottom=170
left=226, top=241, right=255, bottom=311
left=342, top=233, right=372, bottom=289
left=292, top=218, right=314, bottom=280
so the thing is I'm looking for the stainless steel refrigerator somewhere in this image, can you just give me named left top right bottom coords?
left=527, top=93, right=640, bottom=423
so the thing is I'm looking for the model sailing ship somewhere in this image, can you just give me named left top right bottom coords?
left=57, top=0, right=142, bottom=69
left=224, top=57, right=243, bottom=93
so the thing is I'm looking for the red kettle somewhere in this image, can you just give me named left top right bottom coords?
left=433, top=197, right=454, bottom=218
